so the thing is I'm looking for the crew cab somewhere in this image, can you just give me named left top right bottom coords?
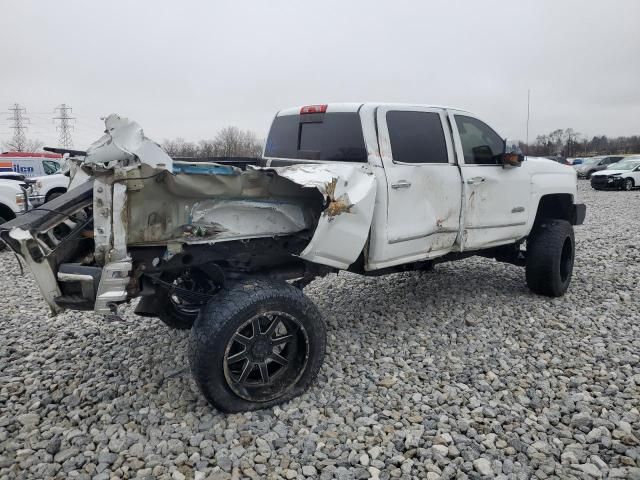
left=0, top=104, right=586, bottom=412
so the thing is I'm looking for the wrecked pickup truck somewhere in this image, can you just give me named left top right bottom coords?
left=0, top=104, right=586, bottom=412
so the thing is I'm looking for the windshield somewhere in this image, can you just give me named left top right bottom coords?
left=607, top=159, right=640, bottom=171
left=43, top=160, right=62, bottom=175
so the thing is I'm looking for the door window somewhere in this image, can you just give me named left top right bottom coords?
left=455, top=115, right=504, bottom=165
left=386, top=111, right=448, bottom=164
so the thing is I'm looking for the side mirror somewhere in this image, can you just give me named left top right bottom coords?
left=501, top=152, right=524, bottom=167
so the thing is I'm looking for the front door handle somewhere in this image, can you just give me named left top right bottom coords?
left=391, top=180, right=412, bottom=189
left=466, top=176, right=486, bottom=185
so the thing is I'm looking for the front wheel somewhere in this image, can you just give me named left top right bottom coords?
left=189, top=279, right=326, bottom=412
left=525, top=220, right=575, bottom=297
left=623, top=178, right=634, bottom=191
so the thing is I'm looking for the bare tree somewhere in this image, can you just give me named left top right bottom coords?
left=2, top=137, right=44, bottom=152
left=162, top=127, right=264, bottom=158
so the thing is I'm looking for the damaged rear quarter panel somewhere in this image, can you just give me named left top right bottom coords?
left=259, top=163, right=377, bottom=269
left=123, top=161, right=376, bottom=270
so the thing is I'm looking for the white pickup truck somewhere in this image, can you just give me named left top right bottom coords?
left=0, top=179, right=29, bottom=250
left=0, top=104, right=585, bottom=412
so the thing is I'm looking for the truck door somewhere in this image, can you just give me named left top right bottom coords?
left=448, top=111, right=531, bottom=250
left=370, top=106, right=462, bottom=269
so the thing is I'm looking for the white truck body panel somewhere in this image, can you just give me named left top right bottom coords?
left=0, top=180, right=27, bottom=217
left=30, top=173, right=70, bottom=205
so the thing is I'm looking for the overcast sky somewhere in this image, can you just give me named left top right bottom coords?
left=1, top=0, right=639, bottom=150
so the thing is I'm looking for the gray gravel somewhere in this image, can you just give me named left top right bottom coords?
left=1, top=181, right=639, bottom=480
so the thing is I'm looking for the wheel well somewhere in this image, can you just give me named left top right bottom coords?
left=0, top=203, right=16, bottom=222
left=46, top=187, right=68, bottom=201
left=533, top=194, right=573, bottom=226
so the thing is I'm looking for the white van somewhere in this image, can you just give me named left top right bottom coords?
left=0, top=152, right=64, bottom=177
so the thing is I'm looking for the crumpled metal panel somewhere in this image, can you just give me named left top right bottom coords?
left=83, top=114, right=173, bottom=171
left=257, top=163, right=377, bottom=269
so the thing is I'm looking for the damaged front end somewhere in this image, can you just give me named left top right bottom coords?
left=0, top=114, right=376, bottom=316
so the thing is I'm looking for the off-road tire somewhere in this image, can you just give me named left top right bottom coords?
left=189, top=278, right=326, bottom=412
left=623, top=178, right=634, bottom=191
left=526, top=219, right=575, bottom=297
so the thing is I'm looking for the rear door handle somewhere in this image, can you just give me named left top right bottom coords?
left=466, top=176, right=486, bottom=185
left=391, top=180, right=412, bottom=189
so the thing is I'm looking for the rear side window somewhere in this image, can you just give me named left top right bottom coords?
left=265, top=112, right=367, bottom=162
left=386, top=111, right=448, bottom=164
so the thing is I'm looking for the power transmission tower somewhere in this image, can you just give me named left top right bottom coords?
left=7, top=103, right=30, bottom=151
left=54, top=104, right=75, bottom=148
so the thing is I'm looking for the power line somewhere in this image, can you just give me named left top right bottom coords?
left=6, top=103, right=30, bottom=151
left=53, top=103, right=75, bottom=148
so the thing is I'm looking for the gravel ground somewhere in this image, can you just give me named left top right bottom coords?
left=1, top=181, right=639, bottom=480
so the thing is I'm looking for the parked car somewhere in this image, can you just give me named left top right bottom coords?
left=0, top=179, right=29, bottom=250
left=569, top=158, right=584, bottom=165
left=0, top=152, right=69, bottom=206
left=575, top=155, right=625, bottom=178
left=0, top=106, right=585, bottom=412
left=0, top=172, right=69, bottom=206
left=28, top=173, right=70, bottom=205
left=590, top=156, right=640, bottom=190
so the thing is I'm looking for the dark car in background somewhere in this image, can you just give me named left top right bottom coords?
left=575, top=156, right=625, bottom=179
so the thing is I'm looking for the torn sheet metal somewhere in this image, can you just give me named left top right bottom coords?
left=257, top=163, right=377, bottom=269
left=83, top=114, right=173, bottom=171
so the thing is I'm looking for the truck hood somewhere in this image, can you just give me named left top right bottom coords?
left=524, top=156, right=577, bottom=175
left=591, top=169, right=627, bottom=176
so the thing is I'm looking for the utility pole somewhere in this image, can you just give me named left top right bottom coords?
left=7, top=103, right=30, bottom=151
left=54, top=104, right=75, bottom=148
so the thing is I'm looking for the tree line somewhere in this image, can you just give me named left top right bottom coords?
left=521, top=129, right=640, bottom=158
left=2, top=126, right=263, bottom=158
left=162, top=126, right=263, bottom=158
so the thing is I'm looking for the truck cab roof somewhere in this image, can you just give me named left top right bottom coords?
left=276, top=103, right=472, bottom=116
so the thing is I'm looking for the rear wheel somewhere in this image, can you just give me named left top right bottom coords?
left=189, top=279, right=326, bottom=412
left=526, top=220, right=575, bottom=297
left=623, top=178, right=634, bottom=191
